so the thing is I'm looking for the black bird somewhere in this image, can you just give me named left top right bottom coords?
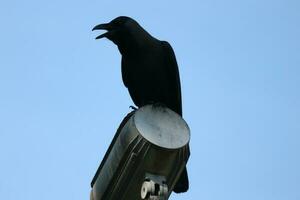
left=92, top=16, right=188, bottom=193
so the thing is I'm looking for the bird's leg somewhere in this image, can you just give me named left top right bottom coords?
left=129, top=105, right=138, bottom=110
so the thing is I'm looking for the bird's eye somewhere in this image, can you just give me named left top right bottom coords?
left=116, top=20, right=122, bottom=25
left=112, top=19, right=124, bottom=26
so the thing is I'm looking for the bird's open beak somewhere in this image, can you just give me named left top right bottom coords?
left=92, top=23, right=112, bottom=39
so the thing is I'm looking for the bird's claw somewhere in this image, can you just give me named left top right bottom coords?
left=129, top=105, right=137, bottom=110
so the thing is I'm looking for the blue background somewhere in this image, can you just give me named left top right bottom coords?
left=0, top=0, right=299, bottom=199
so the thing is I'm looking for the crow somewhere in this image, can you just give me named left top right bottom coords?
left=92, top=16, right=188, bottom=193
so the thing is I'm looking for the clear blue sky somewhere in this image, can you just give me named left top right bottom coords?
left=0, top=0, right=299, bottom=199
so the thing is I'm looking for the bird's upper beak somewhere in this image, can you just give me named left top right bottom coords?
left=92, top=23, right=112, bottom=39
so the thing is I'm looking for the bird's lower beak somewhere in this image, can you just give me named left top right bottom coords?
left=92, top=23, right=112, bottom=39
left=94, top=32, right=110, bottom=39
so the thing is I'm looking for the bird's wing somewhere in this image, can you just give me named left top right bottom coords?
left=161, top=41, right=182, bottom=116
left=121, top=57, right=129, bottom=88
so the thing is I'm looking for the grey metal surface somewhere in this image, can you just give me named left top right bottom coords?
left=91, top=105, right=190, bottom=200
left=134, top=106, right=190, bottom=149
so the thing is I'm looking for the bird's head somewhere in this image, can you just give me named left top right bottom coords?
left=92, top=16, right=135, bottom=46
left=92, top=16, right=153, bottom=54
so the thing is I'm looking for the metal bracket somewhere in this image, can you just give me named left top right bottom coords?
left=141, top=176, right=168, bottom=200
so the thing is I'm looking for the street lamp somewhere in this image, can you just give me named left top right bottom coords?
left=90, top=105, right=190, bottom=200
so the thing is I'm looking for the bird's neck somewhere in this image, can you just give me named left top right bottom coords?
left=119, top=35, right=158, bottom=56
left=118, top=26, right=159, bottom=56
